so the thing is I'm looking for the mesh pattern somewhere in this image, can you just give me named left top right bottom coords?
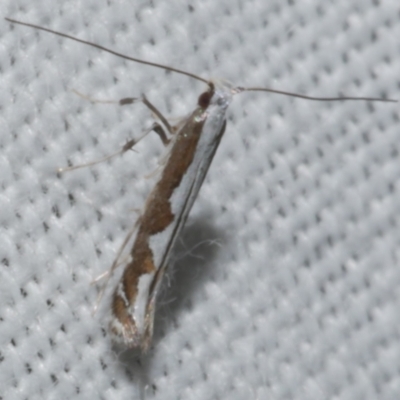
left=1, top=1, right=400, bottom=399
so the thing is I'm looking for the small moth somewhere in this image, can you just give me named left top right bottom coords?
left=6, top=18, right=396, bottom=352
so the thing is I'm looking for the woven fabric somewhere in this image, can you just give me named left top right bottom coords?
left=1, top=1, right=399, bottom=399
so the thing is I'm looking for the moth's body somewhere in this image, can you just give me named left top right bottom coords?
left=110, top=83, right=231, bottom=350
left=5, top=18, right=395, bottom=352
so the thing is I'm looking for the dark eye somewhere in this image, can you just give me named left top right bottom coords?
left=198, top=91, right=212, bottom=108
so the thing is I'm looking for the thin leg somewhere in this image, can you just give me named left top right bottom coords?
left=58, top=124, right=155, bottom=173
left=72, top=89, right=139, bottom=105
left=74, top=89, right=173, bottom=140
left=58, top=91, right=173, bottom=173
left=141, top=95, right=173, bottom=135
left=120, top=95, right=174, bottom=136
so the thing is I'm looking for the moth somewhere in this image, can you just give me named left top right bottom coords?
left=6, top=18, right=396, bottom=351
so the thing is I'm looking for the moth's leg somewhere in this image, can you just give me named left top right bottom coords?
left=138, top=94, right=191, bottom=177
left=120, top=95, right=173, bottom=139
left=75, top=90, right=174, bottom=140
left=58, top=92, right=170, bottom=173
left=57, top=124, right=159, bottom=173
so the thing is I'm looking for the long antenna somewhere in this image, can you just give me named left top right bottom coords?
left=240, top=87, right=396, bottom=103
left=5, top=17, right=208, bottom=84
left=5, top=18, right=397, bottom=103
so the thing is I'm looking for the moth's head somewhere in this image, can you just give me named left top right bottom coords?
left=197, top=82, right=215, bottom=109
left=197, top=80, right=233, bottom=110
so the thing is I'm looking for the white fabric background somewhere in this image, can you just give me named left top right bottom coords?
left=1, top=1, right=399, bottom=399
